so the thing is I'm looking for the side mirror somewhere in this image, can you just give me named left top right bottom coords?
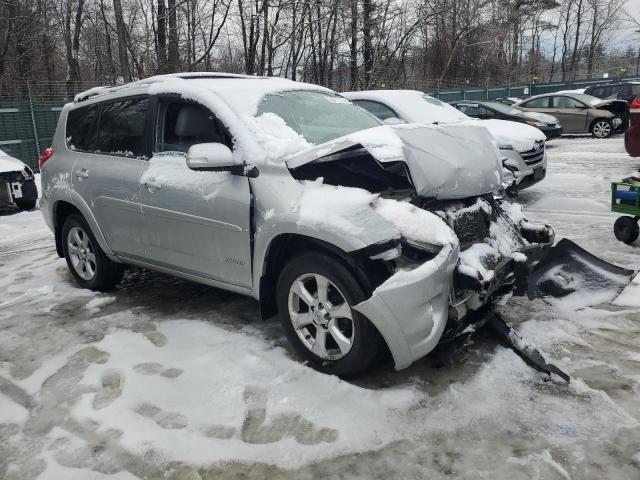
left=186, top=143, right=259, bottom=177
left=186, top=143, right=235, bottom=171
left=383, top=117, right=403, bottom=125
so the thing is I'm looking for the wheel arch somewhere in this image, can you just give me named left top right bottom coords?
left=257, top=233, right=389, bottom=321
left=53, top=196, right=115, bottom=258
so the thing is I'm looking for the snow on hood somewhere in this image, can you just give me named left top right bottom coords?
left=0, top=150, right=26, bottom=173
left=287, top=124, right=502, bottom=200
left=481, top=119, right=546, bottom=152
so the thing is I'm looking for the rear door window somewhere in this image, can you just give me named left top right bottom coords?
left=97, top=97, right=149, bottom=158
left=521, top=97, right=549, bottom=108
left=66, top=105, right=98, bottom=151
left=551, top=96, right=583, bottom=109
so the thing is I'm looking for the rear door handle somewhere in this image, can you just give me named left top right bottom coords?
left=75, top=168, right=89, bottom=179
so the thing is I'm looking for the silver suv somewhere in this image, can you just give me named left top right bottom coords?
left=41, top=73, right=554, bottom=375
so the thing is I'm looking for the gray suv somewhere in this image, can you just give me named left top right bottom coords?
left=41, top=73, right=554, bottom=375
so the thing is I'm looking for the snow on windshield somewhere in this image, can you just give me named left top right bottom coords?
left=256, top=90, right=381, bottom=145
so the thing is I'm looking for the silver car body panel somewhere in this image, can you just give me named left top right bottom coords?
left=354, top=244, right=458, bottom=369
left=42, top=75, right=512, bottom=370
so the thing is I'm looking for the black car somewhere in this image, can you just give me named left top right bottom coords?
left=583, top=82, right=640, bottom=131
left=584, top=81, right=640, bottom=103
left=449, top=100, right=563, bottom=139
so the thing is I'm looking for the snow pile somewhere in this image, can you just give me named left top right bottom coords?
left=613, top=272, right=640, bottom=307
left=243, top=113, right=313, bottom=163
left=343, top=126, right=405, bottom=162
left=374, top=198, right=458, bottom=247
left=140, top=153, right=230, bottom=197
left=0, top=150, right=26, bottom=173
left=73, top=318, right=418, bottom=468
left=296, top=181, right=398, bottom=240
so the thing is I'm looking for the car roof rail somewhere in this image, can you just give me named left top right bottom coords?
left=73, top=72, right=265, bottom=103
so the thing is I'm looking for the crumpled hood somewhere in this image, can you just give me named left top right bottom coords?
left=0, top=151, right=26, bottom=173
left=286, top=124, right=502, bottom=200
left=522, top=111, right=558, bottom=124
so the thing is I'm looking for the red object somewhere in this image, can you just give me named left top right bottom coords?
left=38, top=147, right=54, bottom=167
left=625, top=95, right=640, bottom=157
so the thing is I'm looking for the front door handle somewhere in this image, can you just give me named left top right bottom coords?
left=75, top=168, right=89, bottom=179
left=143, top=179, right=162, bottom=191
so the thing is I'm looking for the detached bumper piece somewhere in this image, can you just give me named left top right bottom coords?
left=486, top=312, right=570, bottom=383
left=524, top=238, right=635, bottom=299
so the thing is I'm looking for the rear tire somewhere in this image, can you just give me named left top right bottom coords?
left=62, top=214, right=124, bottom=290
left=276, top=252, right=380, bottom=376
left=614, top=216, right=639, bottom=245
left=591, top=119, right=613, bottom=139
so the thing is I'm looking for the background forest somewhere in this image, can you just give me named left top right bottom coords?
left=1, top=0, right=639, bottom=98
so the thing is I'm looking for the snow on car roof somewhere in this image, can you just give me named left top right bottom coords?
left=74, top=73, right=332, bottom=116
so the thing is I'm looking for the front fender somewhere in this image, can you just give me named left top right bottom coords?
left=252, top=210, right=397, bottom=297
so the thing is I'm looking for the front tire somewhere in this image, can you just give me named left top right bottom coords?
left=276, top=253, right=380, bottom=376
left=62, top=214, right=124, bottom=290
left=591, top=119, right=612, bottom=139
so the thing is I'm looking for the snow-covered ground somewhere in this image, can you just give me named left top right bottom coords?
left=1, top=136, right=639, bottom=479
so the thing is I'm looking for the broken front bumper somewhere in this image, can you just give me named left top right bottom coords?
left=354, top=244, right=459, bottom=370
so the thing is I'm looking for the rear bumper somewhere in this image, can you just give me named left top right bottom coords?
left=0, top=172, right=38, bottom=207
left=354, top=244, right=458, bottom=370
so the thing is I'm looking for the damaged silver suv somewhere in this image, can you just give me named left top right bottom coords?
left=41, top=73, right=612, bottom=377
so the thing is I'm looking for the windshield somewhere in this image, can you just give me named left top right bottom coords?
left=484, top=101, right=522, bottom=116
left=257, top=90, right=381, bottom=144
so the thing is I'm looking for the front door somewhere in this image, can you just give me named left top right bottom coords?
left=69, top=97, right=149, bottom=259
left=550, top=96, right=588, bottom=133
left=140, top=97, right=253, bottom=289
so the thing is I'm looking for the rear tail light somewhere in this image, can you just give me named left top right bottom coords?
left=630, top=95, right=640, bottom=111
left=38, top=147, right=54, bottom=167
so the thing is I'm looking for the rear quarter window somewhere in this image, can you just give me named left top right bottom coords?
left=66, top=106, right=98, bottom=151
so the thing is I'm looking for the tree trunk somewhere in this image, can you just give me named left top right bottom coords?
left=349, top=0, right=358, bottom=89
left=156, top=0, right=167, bottom=73
left=167, top=0, right=179, bottom=72
left=113, top=0, right=131, bottom=81
left=362, top=0, right=374, bottom=87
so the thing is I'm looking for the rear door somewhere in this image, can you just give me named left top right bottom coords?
left=70, top=97, right=149, bottom=259
left=550, top=96, right=588, bottom=133
left=139, top=96, right=253, bottom=288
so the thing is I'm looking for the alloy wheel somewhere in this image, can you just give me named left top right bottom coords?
left=67, top=226, right=96, bottom=281
left=593, top=121, right=611, bottom=138
left=287, top=273, right=354, bottom=360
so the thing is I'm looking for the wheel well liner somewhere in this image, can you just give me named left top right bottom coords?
left=258, top=233, right=390, bottom=320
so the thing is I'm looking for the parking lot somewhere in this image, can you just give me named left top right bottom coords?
left=1, top=135, right=640, bottom=479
